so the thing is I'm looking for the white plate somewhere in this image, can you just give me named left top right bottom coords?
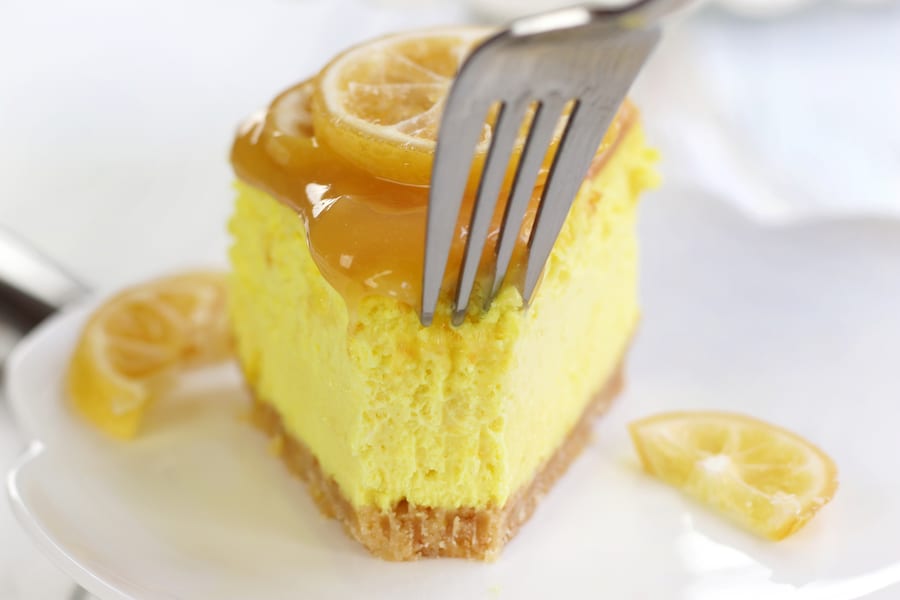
left=6, top=195, right=900, bottom=600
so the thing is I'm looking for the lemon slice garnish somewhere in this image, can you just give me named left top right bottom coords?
left=630, top=411, right=838, bottom=540
left=312, top=27, right=492, bottom=185
left=67, top=271, right=231, bottom=439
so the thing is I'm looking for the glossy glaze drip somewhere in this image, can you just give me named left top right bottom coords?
left=230, top=81, right=633, bottom=312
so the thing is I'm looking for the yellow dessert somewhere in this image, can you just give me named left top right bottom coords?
left=228, top=27, right=658, bottom=560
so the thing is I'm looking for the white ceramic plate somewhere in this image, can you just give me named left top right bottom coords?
left=6, top=195, right=900, bottom=600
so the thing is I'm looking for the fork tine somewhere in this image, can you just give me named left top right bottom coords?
left=489, top=97, right=565, bottom=302
left=522, top=101, right=617, bottom=303
left=421, top=99, right=491, bottom=326
left=452, top=99, right=531, bottom=325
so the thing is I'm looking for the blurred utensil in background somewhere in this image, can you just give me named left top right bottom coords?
left=0, top=227, right=91, bottom=599
left=0, top=226, right=89, bottom=329
left=0, top=226, right=88, bottom=365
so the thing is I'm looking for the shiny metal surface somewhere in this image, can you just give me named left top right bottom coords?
left=421, top=0, right=687, bottom=326
left=0, top=225, right=88, bottom=369
left=0, top=226, right=89, bottom=326
left=0, top=227, right=84, bottom=391
left=0, top=306, right=23, bottom=371
left=0, top=228, right=91, bottom=599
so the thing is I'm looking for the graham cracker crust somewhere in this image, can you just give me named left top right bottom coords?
left=250, top=365, right=625, bottom=561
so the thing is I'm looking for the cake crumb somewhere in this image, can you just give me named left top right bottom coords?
left=268, top=434, right=285, bottom=456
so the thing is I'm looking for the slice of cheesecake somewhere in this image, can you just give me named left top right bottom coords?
left=227, top=27, right=658, bottom=560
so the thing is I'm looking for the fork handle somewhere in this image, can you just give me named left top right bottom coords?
left=510, top=0, right=693, bottom=37
left=610, top=0, right=697, bottom=26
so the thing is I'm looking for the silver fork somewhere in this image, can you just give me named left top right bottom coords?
left=421, top=0, right=688, bottom=326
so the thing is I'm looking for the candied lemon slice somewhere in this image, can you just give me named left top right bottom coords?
left=629, top=411, right=838, bottom=540
left=262, top=79, right=317, bottom=167
left=66, top=271, right=231, bottom=439
left=312, top=27, right=492, bottom=185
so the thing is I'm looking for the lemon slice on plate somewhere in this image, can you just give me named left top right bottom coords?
left=67, top=271, right=231, bottom=439
left=312, top=27, right=492, bottom=185
left=629, top=411, right=838, bottom=540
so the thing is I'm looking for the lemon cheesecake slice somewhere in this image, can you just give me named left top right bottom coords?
left=228, top=27, right=658, bottom=560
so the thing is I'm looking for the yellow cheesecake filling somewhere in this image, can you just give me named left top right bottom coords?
left=228, top=118, right=657, bottom=510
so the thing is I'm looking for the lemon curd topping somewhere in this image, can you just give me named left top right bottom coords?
left=230, top=79, right=635, bottom=312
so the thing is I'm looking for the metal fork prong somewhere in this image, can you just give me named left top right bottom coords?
left=421, top=100, right=491, bottom=326
left=522, top=102, right=615, bottom=303
left=489, top=97, right=565, bottom=301
left=452, top=99, right=531, bottom=325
